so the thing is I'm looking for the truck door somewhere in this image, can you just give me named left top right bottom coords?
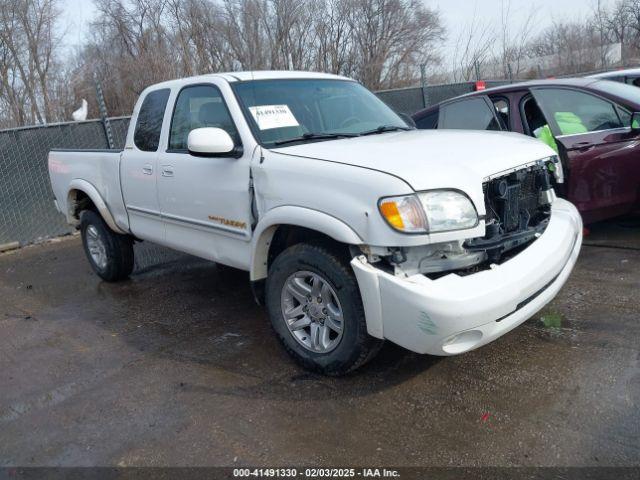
left=157, top=82, right=253, bottom=268
left=530, top=87, right=640, bottom=223
left=121, top=88, right=171, bottom=243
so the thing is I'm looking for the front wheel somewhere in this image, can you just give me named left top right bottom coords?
left=80, top=210, right=134, bottom=282
left=265, top=243, right=383, bottom=375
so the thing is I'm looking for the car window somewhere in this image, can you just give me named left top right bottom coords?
left=617, top=107, right=633, bottom=127
left=522, top=96, right=559, bottom=152
left=522, top=96, right=548, bottom=136
left=134, top=89, right=170, bottom=152
left=439, top=97, right=502, bottom=131
left=492, top=98, right=510, bottom=129
left=533, top=88, right=623, bottom=135
left=415, top=110, right=439, bottom=129
left=169, top=84, right=239, bottom=151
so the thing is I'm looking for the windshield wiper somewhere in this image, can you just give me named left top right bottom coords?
left=273, top=132, right=358, bottom=146
left=358, top=125, right=412, bottom=137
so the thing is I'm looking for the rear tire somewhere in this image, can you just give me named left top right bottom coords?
left=266, top=243, right=383, bottom=375
left=80, top=210, right=134, bottom=282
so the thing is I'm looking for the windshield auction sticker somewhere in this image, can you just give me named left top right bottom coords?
left=249, top=105, right=300, bottom=130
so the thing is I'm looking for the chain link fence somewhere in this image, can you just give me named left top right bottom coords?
left=376, top=80, right=513, bottom=114
left=0, top=81, right=513, bottom=269
left=0, top=116, right=187, bottom=270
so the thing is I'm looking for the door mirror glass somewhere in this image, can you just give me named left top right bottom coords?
left=631, top=112, right=640, bottom=131
left=188, top=127, right=235, bottom=156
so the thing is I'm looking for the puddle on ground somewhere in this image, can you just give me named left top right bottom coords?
left=540, top=312, right=564, bottom=330
left=536, top=311, right=579, bottom=339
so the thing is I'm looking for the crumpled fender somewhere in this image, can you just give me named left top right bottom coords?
left=250, top=206, right=363, bottom=281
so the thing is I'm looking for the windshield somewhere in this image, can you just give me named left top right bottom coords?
left=594, top=80, right=640, bottom=105
left=233, top=79, right=408, bottom=147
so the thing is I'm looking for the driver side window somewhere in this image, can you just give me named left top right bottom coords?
left=533, top=88, right=623, bottom=135
left=169, top=85, right=239, bottom=151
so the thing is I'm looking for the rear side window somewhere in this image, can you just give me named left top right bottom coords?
left=415, top=110, right=439, bottom=129
left=169, top=85, right=239, bottom=151
left=134, top=89, right=170, bottom=152
left=439, top=97, right=502, bottom=131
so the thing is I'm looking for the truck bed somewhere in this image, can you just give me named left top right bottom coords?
left=48, top=149, right=129, bottom=233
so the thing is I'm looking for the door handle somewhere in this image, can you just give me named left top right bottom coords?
left=161, top=166, right=174, bottom=177
left=142, top=164, right=153, bottom=175
left=574, top=141, right=594, bottom=151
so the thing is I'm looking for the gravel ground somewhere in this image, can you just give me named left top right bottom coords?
left=0, top=223, right=638, bottom=468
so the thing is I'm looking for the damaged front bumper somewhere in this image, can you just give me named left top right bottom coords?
left=351, top=198, right=583, bottom=356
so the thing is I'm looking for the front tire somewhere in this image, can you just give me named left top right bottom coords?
left=266, top=243, right=383, bottom=375
left=80, top=210, right=134, bottom=282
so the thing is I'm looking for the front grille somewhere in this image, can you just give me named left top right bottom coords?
left=464, top=162, right=553, bottom=264
left=483, top=163, right=551, bottom=234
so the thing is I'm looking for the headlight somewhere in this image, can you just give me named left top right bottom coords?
left=379, top=190, right=478, bottom=234
left=418, top=190, right=478, bottom=232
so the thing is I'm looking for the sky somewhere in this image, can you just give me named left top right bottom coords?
left=60, top=0, right=604, bottom=54
left=434, top=0, right=596, bottom=31
left=434, top=0, right=602, bottom=56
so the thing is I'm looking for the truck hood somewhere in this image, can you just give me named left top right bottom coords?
left=270, top=129, right=555, bottom=191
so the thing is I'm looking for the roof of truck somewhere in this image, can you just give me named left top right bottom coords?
left=147, top=71, right=353, bottom=90
left=216, top=71, right=353, bottom=82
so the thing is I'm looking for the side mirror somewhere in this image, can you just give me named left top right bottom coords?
left=631, top=112, right=640, bottom=132
left=187, top=127, right=238, bottom=157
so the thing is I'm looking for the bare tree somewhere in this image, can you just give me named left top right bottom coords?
left=0, top=0, right=65, bottom=125
left=1, top=0, right=446, bottom=125
left=448, top=5, right=495, bottom=82
left=592, top=0, right=614, bottom=68
left=498, top=0, right=537, bottom=79
left=313, top=0, right=356, bottom=75
left=347, top=0, right=444, bottom=90
left=606, top=0, right=633, bottom=62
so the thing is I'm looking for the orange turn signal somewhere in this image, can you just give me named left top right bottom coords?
left=378, top=195, right=428, bottom=233
left=379, top=201, right=405, bottom=230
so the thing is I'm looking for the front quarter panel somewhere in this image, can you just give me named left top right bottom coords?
left=254, top=150, right=425, bottom=247
left=254, top=149, right=487, bottom=248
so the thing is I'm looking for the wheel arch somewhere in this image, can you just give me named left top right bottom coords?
left=67, top=179, right=127, bottom=235
left=250, top=206, right=364, bottom=282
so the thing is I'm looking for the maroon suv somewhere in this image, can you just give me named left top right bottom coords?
left=413, top=79, right=640, bottom=224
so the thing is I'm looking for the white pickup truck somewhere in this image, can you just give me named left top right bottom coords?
left=49, top=71, right=583, bottom=374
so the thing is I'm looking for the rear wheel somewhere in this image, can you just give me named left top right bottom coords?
left=80, top=210, right=134, bottom=282
left=266, top=243, right=383, bottom=375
